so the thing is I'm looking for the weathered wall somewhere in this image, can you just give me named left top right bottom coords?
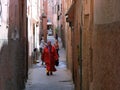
left=63, top=0, right=73, bottom=72
left=92, top=0, right=120, bottom=90
left=82, top=0, right=92, bottom=90
left=72, top=0, right=81, bottom=90
left=0, top=0, right=9, bottom=90
left=0, top=0, right=27, bottom=90
left=92, top=22, right=120, bottom=90
left=64, top=0, right=120, bottom=90
left=82, top=15, right=90, bottom=90
left=64, top=0, right=81, bottom=90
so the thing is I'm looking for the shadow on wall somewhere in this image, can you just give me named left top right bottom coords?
left=0, top=41, right=11, bottom=90
left=0, top=40, right=26, bottom=90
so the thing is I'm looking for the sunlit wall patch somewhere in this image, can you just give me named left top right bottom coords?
left=0, top=0, right=2, bottom=16
left=0, top=0, right=2, bottom=26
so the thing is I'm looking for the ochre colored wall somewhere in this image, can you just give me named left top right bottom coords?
left=91, top=0, right=120, bottom=90
left=92, top=22, right=120, bottom=90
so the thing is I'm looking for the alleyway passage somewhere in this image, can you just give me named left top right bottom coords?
left=25, top=37, right=74, bottom=90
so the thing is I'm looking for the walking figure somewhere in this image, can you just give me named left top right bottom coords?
left=41, top=41, right=58, bottom=76
left=55, top=33, right=58, bottom=40
left=39, top=38, right=45, bottom=65
left=54, top=40, right=59, bottom=66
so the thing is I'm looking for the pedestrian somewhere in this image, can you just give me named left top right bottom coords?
left=55, top=33, right=58, bottom=40
left=54, top=40, right=59, bottom=56
left=33, top=48, right=37, bottom=63
left=54, top=40, right=59, bottom=66
left=39, top=38, right=45, bottom=65
left=39, top=39, right=45, bottom=54
left=41, top=41, right=58, bottom=76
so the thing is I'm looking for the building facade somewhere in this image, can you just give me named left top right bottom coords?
left=27, top=0, right=41, bottom=65
left=64, top=0, right=120, bottom=90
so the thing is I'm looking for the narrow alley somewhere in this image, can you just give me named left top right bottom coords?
left=25, top=37, right=74, bottom=90
left=1, top=0, right=120, bottom=90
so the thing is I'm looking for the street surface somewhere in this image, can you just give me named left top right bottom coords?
left=25, top=36, right=74, bottom=90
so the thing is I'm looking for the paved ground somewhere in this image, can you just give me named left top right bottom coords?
left=25, top=37, right=74, bottom=90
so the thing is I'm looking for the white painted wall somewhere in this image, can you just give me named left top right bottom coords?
left=0, top=0, right=9, bottom=50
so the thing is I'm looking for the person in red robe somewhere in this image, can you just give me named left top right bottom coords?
left=41, top=41, right=58, bottom=76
